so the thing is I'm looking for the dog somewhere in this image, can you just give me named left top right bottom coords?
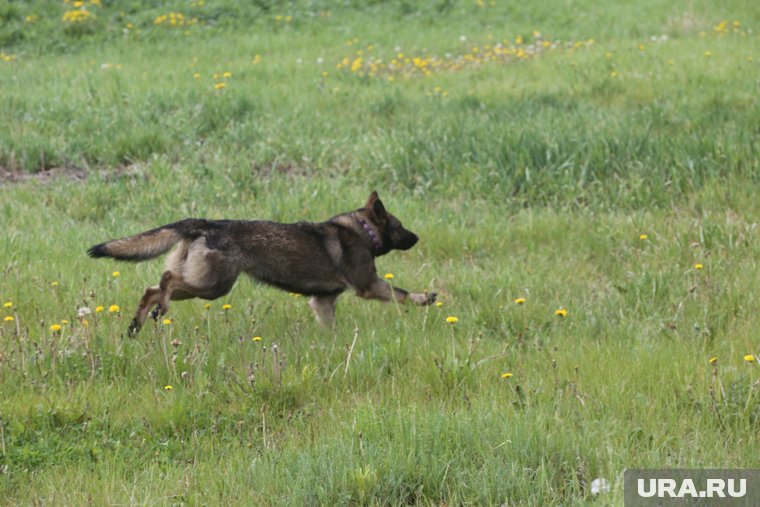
left=88, top=191, right=436, bottom=335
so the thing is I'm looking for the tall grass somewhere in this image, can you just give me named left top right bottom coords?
left=1, top=0, right=758, bottom=207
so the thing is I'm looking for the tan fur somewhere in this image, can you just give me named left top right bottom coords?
left=308, top=295, right=339, bottom=326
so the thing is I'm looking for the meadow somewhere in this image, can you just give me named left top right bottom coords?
left=0, top=0, right=759, bottom=504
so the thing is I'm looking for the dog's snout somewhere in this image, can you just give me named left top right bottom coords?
left=398, top=232, right=418, bottom=250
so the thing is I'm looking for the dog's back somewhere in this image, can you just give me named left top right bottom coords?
left=206, top=220, right=349, bottom=296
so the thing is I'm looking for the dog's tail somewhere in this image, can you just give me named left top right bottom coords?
left=87, top=219, right=208, bottom=262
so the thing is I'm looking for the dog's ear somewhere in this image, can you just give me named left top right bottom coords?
left=366, top=190, right=387, bottom=219
left=366, top=191, right=379, bottom=207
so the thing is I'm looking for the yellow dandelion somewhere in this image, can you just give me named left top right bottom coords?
left=3, top=302, right=11, bottom=308
left=708, top=356, right=718, bottom=365
left=62, top=9, right=92, bottom=23
left=50, top=324, right=62, bottom=332
left=435, top=301, right=444, bottom=307
left=4, top=316, right=14, bottom=322
left=164, top=385, right=174, bottom=391
left=60, top=320, right=69, bottom=325
left=445, top=316, right=458, bottom=324
left=222, top=304, right=232, bottom=310
left=514, top=297, right=526, bottom=305
left=694, top=263, right=704, bottom=270
left=163, top=318, right=172, bottom=325
left=384, top=273, right=394, bottom=280
left=51, top=281, right=59, bottom=287
left=112, top=271, right=120, bottom=278
left=108, top=304, right=120, bottom=313
left=554, top=308, right=568, bottom=318
left=704, top=51, right=712, bottom=58
left=95, top=305, right=104, bottom=313
left=223, top=71, right=232, bottom=78
left=214, top=82, right=226, bottom=90
left=744, top=354, right=756, bottom=363
left=193, top=72, right=201, bottom=79
left=203, top=303, right=212, bottom=310
left=639, top=234, right=648, bottom=240
left=500, top=372, right=513, bottom=379
left=252, top=336, right=262, bottom=342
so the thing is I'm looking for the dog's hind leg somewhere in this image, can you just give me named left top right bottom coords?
left=308, top=294, right=339, bottom=326
left=127, top=268, right=233, bottom=336
left=155, top=270, right=197, bottom=317
left=127, top=272, right=193, bottom=337
left=128, top=285, right=161, bottom=337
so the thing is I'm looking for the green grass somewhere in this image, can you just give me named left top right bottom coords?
left=1, top=0, right=759, bottom=504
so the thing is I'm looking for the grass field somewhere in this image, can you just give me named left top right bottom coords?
left=1, top=0, right=759, bottom=504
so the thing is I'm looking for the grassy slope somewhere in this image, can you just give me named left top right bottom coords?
left=1, top=0, right=759, bottom=505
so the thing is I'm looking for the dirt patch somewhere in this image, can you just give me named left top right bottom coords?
left=0, top=166, right=88, bottom=185
left=0, top=165, right=144, bottom=186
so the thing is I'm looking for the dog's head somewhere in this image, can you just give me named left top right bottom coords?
left=363, top=191, right=419, bottom=255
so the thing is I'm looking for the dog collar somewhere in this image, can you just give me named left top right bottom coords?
left=357, top=218, right=381, bottom=252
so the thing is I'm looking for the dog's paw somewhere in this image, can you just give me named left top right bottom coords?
left=126, top=318, right=141, bottom=338
left=410, top=292, right=437, bottom=305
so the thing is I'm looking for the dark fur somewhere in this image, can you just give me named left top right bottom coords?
left=88, top=191, right=436, bottom=335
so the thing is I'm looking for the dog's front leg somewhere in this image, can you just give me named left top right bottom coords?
left=358, top=278, right=436, bottom=305
left=308, top=294, right=339, bottom=326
